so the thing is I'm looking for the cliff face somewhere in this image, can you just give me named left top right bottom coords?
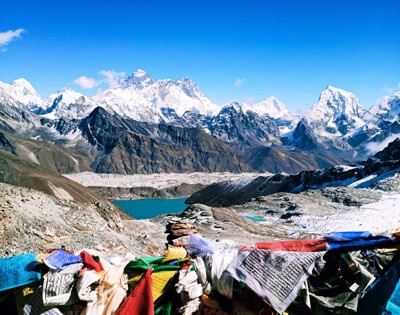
left=79, top=108, right=250, bottom=174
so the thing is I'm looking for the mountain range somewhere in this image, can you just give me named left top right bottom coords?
left=0, top=69, right=399, bottom=174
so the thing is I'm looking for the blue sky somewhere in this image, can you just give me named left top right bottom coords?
left=0, top=0, right=399, bottom=112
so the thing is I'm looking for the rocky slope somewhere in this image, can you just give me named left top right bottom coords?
left=0, top=182, right=166, bottom=258
left=0, top=149, right=101, bottom=203
left=187, top=138, right=400, bottom=207
left=0, top=130, right=91, bottom=174
left=236, top=145, right=346, bottom=173
left=155, top=184, right=400, bottom=245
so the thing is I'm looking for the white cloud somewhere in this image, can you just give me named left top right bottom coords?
left=383, top=82, right=400, bottom=95
left=99, top=70, right=125, bottom=88
left=234, top=78, right=245, bottom=87
left=0, top=29, right=25, bottom=51
left=243, top=96, right=255, bottom=104
left=73, top=69, right=126, bottom=90
left=73, top=76, right=100, bottom=89
left=366, top=133, right=400, bottom=155
left=384, top=85, right=394, bottom=94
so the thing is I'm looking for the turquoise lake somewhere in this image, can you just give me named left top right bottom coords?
left=243, top=215, right=266, bottom=222
left=113, top=197, right=188, bottom=219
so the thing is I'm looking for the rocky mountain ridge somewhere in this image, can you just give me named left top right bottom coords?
left=1, top=71, right=400, bottom=174
left=187, top=138, right=400, bottom=207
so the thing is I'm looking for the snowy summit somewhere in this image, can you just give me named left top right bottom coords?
left=243, top=96, right=290, bottom=119
left=303, top=85, right=366, bottom=137
left=94, top=69, right=220, bottom=122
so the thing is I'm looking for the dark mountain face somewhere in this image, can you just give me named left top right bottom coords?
left=373, top=138, right=400, bottom=161
left=238, top=145, right=345, bottom=173
left=79, top=107, right=127, bottom=152
left=175, top=111, right=210, bottom=130
left=73, top=107, right=251, bottom=174
left=208, top=104, right=281, bottom=145
left=0, top=132, right=16, bottom=155
left=40, top=117, right=80, bottom=137
left=291, top=118, right=320, bottom=150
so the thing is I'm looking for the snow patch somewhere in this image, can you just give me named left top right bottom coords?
left=297, top=192, right=400, bottom=234
left=15, top=144, right=40, bottom=164
left=348, top=175, right=377, bottom=188
left=48, top=182, right=74, bottom=201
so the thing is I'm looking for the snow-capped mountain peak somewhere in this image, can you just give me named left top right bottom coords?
left=364, top=91, right=400, bottom=123
left=43, top=87, right=96, bottom=120
left=318, top=85, right=365, bottom=117
left=119, top=69, right=154, bottom=89
left=243, top=96, right=290, bottom=119
left=221, top=101, right=242, bottom=113
left=46, top=87, right=88, bottom=105
left=303, top=85, right=365, bottom=137
left=92, top=70, right=220, bottom=122
left=176, top=77, right=200, bottom=98
left=0, top=78, right=44, bottom=111
left=12, top=78, right=36, bottom=91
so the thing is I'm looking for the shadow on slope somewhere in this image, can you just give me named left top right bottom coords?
left=0, top=149, right=104, bottom=203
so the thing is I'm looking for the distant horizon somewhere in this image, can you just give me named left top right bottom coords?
left=1, top=1, right=399, bottom=112
left=1, top=70, right=397, bottom=114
